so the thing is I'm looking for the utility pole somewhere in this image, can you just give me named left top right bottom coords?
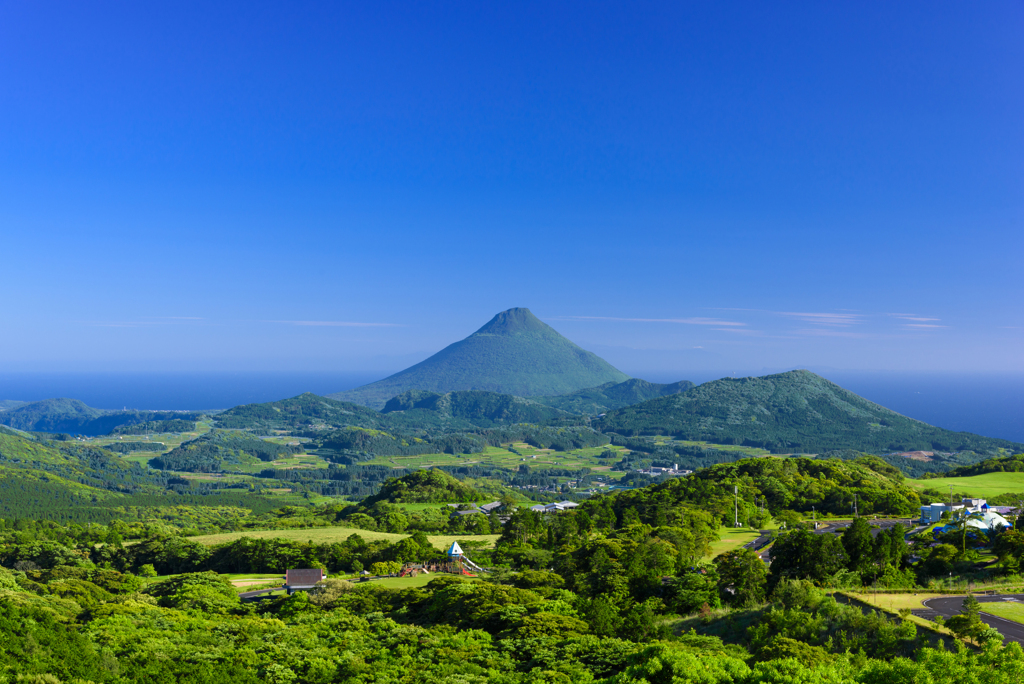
left=854, top=493, right=858, bottom=517
left=734, top=485, right=739, bottom=528
left=949, top=485, right=954, bottom=510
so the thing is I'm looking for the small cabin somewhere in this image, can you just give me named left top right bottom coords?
left=285, top=568, right=326, bottom=594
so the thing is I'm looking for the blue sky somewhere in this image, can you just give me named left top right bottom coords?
left=1, top=1, right=1021, bottom=377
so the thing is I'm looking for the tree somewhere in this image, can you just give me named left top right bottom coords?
left=714, top=548, right=767, bottom=607
left=952, top=510, right=986, bottom=554
left=775, top=510, right=803, bottom=530
left=946, top=593, right=1000, bottom=645
left=841, top=517, right=874, bottom=575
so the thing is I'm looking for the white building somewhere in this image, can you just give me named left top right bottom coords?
left=919, top=498, right=998, bottom=525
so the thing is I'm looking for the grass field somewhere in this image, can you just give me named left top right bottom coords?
left=979, top=602, right=1024, bottom=625
left=907, top=472, right=1024, bottom=499
left=346, top=573, right=472, bottom=590
left=847, top=592, right=947, bottom=612
left=705, top=523, right=780, bottom=559
left=188, top=527, right=501, bottom=550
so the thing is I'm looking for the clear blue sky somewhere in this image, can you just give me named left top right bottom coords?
left=1, top=1, right=1021, bottom=377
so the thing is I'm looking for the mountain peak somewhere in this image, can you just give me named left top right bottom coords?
left=474, top=307, right=548, bottom=335
left=330, top=307, right=630, bottom=408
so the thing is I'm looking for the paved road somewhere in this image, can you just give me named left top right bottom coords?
left=916, top=594, right=1024, bottom=644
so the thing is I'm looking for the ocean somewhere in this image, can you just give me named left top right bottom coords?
left=0, top=370, right=1021, bottom=443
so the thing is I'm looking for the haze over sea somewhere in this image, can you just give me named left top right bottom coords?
left=1, top=370, right=1021, bottom=444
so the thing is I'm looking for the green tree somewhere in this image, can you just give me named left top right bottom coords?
left=841, top=517, right=874, bottom=575
left=714, top=548, right=767, bottom=607
left=946, top=593, right=1000, bottom=645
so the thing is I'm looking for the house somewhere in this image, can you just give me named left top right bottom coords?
left=530, top=501, right=581, bottom=514
left=919, top=498, right=988, bottom=524
left=449, top=501, right=503, bottom=518
left=284, top=568, right=326, bottom=594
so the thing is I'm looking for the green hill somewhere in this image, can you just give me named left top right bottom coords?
left=589, top=455, right=922, bottom=524
left=330, top=308, right=630, bottom=408
left=381, top=389, right=571, bottom=428
left=0, top=400, right=26, bottom=412
left=0, top=398, right=203, bottom=436
left=359, top=469, right=482, bottom=506
left=595, top=370, right=1023, bottom=456
left=214, top=392, right=383, bottom=432
left=536, top=378, right=695, bottom=415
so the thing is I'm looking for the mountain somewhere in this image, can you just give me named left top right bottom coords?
left=0, top=400, right=26, bottom=412
left=535, top=378, right=695, bottom=415
left=381, top=389, right=571, bottom=428
left=0, top=398, right=203, bottom=436
left=330, top=307, right=630, bottom=408
left=214, top=392, right=384, bottom=432
left=595, top=369, right=1024, bottom=456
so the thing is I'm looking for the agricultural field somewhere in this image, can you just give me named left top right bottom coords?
left=653, top=438, right=772, bottom=458
left=361, top=443, right=630, bottom=476
left=906, top=472, right=1024, bottom=499
left=188, top=526, right=501, bottom=550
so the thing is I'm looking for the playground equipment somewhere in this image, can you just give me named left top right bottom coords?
left=397, top=542, right=492, bottom=578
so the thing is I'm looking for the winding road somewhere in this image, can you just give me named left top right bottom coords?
left=914, top=594, right=1024, bottom=644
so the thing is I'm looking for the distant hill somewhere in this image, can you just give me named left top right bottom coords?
left=595, top=370, right=1024, bottom=456
left=214, top=393, right=383, bottom=432
left=0, top=398, right=204, bottom=436
left=535, top=378, right=695, bottom=415
left=0, top=400, right=26, bottom=412
left=381, top=389, right=571, bottom=428
left=151, top=430, right=302, bottom=473
left=330, top=308, right=630, bottom=408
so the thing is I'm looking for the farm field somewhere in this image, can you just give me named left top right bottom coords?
left=188, top=526, right=501, bottom=550
left=906, top=472, right=1024, bottom=499
left=360, top=443, right=630, bottom=476
left=979, top=602, right=1024, bottom=625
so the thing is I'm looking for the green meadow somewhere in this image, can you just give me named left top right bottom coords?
left=906, top=472, right=1024, bottom=499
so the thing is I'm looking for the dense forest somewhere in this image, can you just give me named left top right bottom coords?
left=595, top=370, right=1023, bottom=457
left=0, top=398, right=203, bottom=436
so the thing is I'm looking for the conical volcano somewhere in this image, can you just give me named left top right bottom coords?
left=330, top=307, right=630, bottom=408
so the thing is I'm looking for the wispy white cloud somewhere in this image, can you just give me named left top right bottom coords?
left=902, top=323, right=946, bottom=329
left=270, top=320, right=403, bottom=328
left=780, top=312, right=864, bottom=327
left=792, top=328, right=869, bottom=338
left=889, top=314, right=941, bottom=323
left=550, top=316, right=746, bottom=327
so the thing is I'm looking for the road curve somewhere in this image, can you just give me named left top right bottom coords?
left=921, top=595, right=1024, bottom=644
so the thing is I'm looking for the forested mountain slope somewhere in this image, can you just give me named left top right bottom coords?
left=214, top=392, right=383, bottom=431
left=596, top=370, right=1023, bottom=456
left=536, top=377, right=695, bottom=414
left=590, top=454, right=922, bottom=524
left=381, top=389, right=571, bottom=428
left=331, top=308, right=629, bottom=408
left=0, top=398, right=203, bottom=436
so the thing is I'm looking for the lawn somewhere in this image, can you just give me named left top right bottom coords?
left=979, top=601, right=1024, bottom=625
left=345, top=573, right=478, bottom=590
left=705, top=525, right=766, bottom=559
left=846, top=592, right=947, bottom=612
left=906, top=472, right=1024, bottom=499
left=188, top=526, right=501, bottom=550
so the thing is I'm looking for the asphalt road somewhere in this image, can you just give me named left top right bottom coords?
left=920, top=595, right=1024, bottom=644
